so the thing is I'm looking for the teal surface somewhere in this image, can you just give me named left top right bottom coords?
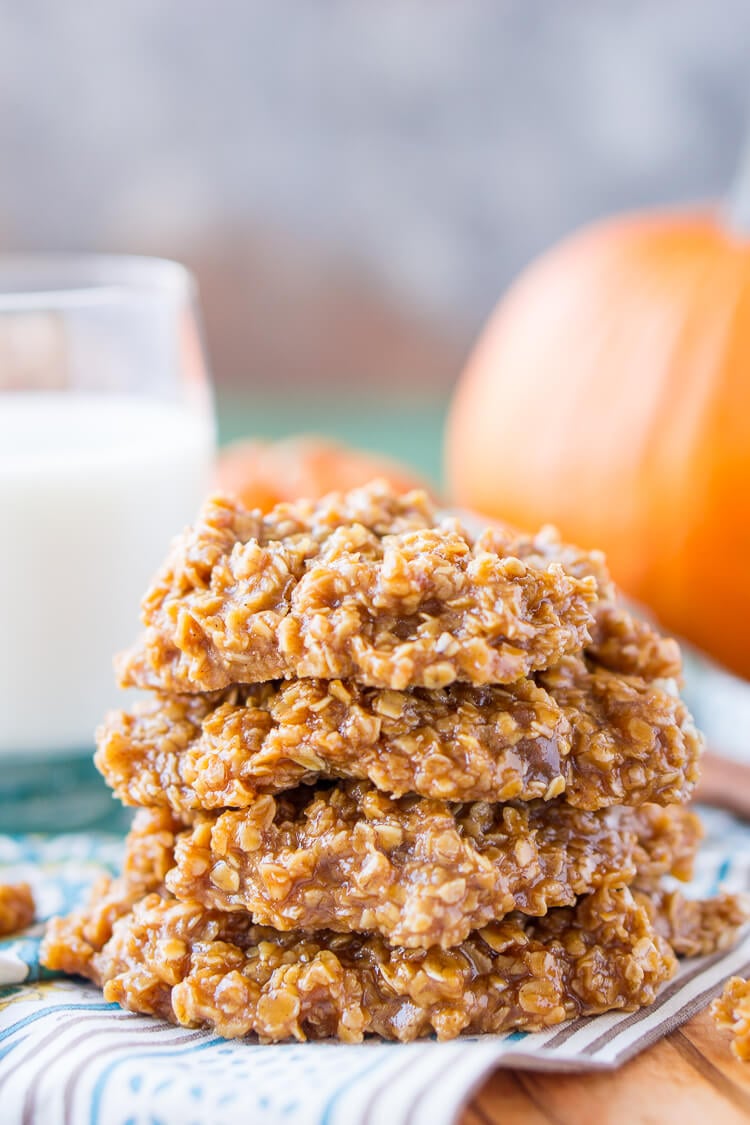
left=216, top=391, right=449, bottom=488
left=1, top=755, right=133, bottom=834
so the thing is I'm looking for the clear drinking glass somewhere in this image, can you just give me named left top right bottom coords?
left=0, top=255, right=216, bottom=830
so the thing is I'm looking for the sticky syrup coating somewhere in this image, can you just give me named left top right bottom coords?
left=97, top=655, right=700, bottom=813
left=164, top=782, right=701, bottom=948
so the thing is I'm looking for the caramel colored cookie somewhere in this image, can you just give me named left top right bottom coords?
left=117, top=483, right=600, bottom=693
left=44, top=885, right=677, bottom=1043
left=98, top=658, right=700, bottom=812
left=712, top=977, right=750, bottom=1061
left=0, top=882, right=34, bottom=936
left=165, top=782, right=700, bottom=948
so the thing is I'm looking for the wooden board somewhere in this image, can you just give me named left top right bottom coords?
left=460, top=1009, right=750, bottom=1125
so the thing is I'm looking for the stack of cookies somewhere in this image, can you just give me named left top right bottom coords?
left=42, top=482, right=748, bottom=1042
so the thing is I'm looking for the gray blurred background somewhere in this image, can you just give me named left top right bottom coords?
left=0, top=1, right=746, bottom=400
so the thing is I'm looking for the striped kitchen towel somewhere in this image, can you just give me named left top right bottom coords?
left=1, top=806, right=749, bottom=1125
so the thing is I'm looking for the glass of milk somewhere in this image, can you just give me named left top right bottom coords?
left=0, top=255, right=216, bottom=829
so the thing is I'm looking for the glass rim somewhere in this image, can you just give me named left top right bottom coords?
left=0, top=253, right=197, bottom=309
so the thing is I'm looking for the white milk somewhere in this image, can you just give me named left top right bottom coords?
left=0, top=393, right=215, bottom=755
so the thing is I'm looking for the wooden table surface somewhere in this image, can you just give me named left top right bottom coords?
left=461, top=1008, right=750, bottom=1125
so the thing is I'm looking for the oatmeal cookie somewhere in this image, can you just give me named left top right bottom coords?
left=117, top=483, right=599, bottom=693
left=635, top=888, right=750, bottom=957
left=712, top=977, right=750, bottom=1061
left=98, top=657, right=700, bottom=813
left=44, top=885, right=678, bottom=1042
left=164, top=783, right=700, bottom=948
left=0, top=882, right=35, bottom=936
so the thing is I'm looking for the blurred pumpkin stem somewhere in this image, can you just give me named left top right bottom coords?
left=724, top=129, right=750, bottom=234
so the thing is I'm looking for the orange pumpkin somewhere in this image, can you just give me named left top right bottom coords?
left=446, top=212, right=750, bottom=679
left=217, top=435, right=431, bottom=512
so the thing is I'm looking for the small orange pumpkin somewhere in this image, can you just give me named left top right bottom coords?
left=446, top=211, right=750, bottom=679
left=217, top=435, right=431, bottom=512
